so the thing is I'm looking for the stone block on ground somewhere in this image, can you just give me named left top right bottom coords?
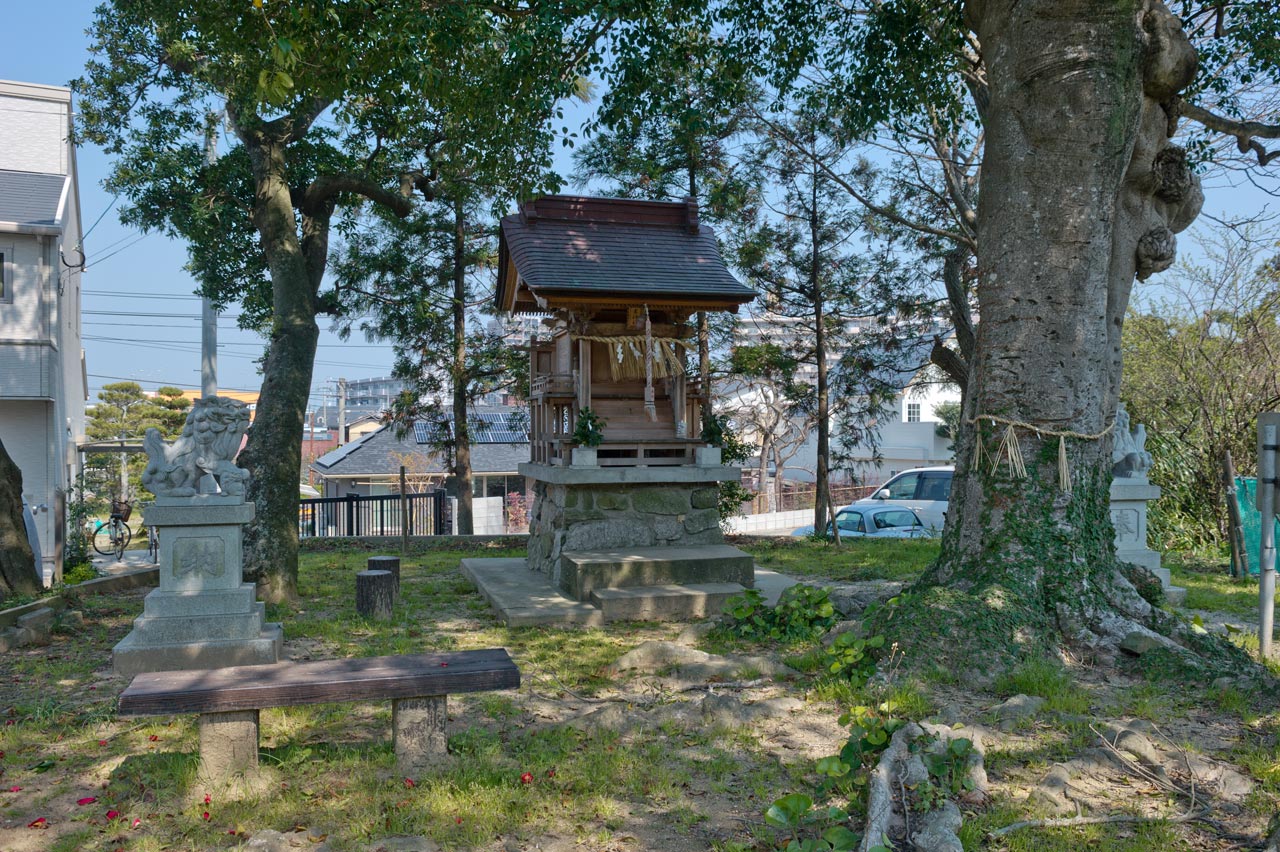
left=590, top=583, right=744, bottom=621
left=16, top=607, right=54, bottom=633
left=198, top=709, right=260, bottom=781
left=393, top=696, right=448, bottom=776
left=558, top=545, right=754, bottom=601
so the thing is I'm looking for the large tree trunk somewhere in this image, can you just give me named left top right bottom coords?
left=452, top=198, right=474, bottom=535
left=240, top=137, right=320, bottom=605
left=0, top=437, right=39, bottom=597
left=891, top=0, right=1205, bottom=663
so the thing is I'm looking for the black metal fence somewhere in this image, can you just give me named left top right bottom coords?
left=298, top=490, right=450, bottom=539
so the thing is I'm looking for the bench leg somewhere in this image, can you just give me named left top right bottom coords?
left=393, top=696, right=447, bottom=775
left=198, top=710, right=259, bottom=781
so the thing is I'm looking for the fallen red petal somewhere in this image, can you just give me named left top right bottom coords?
left=203, top=793, right=211, bottom=804
left=8, top=786, right=20, bottom=792
left=98, top=740, right=108, bottom=746
left=519, top=772, right=533, bottom=785
left=148, top=735, right=158, bottom=742
left=403, top=778, right=415, bottom=788
left=455, top=816, right=462, bottom=824
left=28, top=817, right=46, bottom=828
left=77, top=797, right=97, bottom=806
left=132, top=818, right=142, bottom=828
left=106, top=809, right=120, bottom=819
left=202, top=811, right=210, bottom=820
left=546, top=769, right=556, bottom=778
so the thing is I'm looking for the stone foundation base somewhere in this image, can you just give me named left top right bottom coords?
left=113, top=623, right=283, bottom=678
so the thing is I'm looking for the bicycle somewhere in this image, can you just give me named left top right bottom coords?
left=146, top=524, right=159, bottom=563
left=91, top=498, right=133, bottom=561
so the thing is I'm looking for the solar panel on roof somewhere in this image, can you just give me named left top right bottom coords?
left=415, top=412, right=529, bottom=444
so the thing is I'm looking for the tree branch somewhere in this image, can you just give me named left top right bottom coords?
left=302, top=174, right=413, bottom=218
left=1181, top=101, right=1280, bottom=166
left=753, top=109, right=976, bottom=251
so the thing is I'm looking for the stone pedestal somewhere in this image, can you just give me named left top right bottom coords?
left=520, top=461, right=754, bottom=602
left=1110, top=477, right=1181, bottom=602
left=112, top=496, right=282, bottom=677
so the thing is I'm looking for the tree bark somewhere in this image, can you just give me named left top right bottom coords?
left=811, top=180, right=831, bottom=536
left=452, top=197, right=474, bottom=535
left=901, top=0, right=1205, bottom=659
left=238, top=134, right=320, bottom=605
left=0, top=437, right=39, bottom=597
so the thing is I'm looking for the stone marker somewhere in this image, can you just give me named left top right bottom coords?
left=368, top=555, right=400, bottom=597
left=357, top=570, right=395, bottom=620
left=112, top=396, right=282, bottom=676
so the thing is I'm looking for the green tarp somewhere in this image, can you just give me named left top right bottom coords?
left=1235, top=477, right=1280, bottom=575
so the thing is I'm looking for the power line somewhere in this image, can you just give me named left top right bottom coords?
left=83, top=334, right=390, bottom=349
left=87, top=372, right=260, bottom=392
left=83, top=310, right=244, bottom=319
left=80, top=196, right=119, bottom=243
left=86, top=233, right=150, bottom=268
left=83, top=290, right=202, bottom=300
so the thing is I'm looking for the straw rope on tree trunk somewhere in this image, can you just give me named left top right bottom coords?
left=966, top=413, right=1116, bottom=493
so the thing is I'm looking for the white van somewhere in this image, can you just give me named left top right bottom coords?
left=852, top=466, right=954, bottom=534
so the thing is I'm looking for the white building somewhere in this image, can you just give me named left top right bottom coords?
left=0, top=80, right=87, bottom=584
left=727, top=317, right=960, bottom=487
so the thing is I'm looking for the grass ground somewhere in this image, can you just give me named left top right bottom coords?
left=0, top=538, right=1275, bottom=851
left=1167, top=551, right=1259, bottom=617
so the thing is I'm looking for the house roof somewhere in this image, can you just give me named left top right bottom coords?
left=312, top=420, right=528, bottom=478
left=0, top=169, right=67, bottom=228
left=850, top=323, right=954, bottom=391
left=496, top=195, right=755, bottom=313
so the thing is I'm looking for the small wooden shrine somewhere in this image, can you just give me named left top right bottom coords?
left=498, top=196, right=754, bottom=466
left=469, top=195, right=759, bottom=622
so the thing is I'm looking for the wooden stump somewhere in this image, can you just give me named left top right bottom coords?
left=368, top=555, right=401, bottom=598
left=356, top=570, right=394, bottom=620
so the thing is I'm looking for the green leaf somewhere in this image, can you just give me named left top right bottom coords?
left=821, top=826, right=860, bottom=850
left=816, top=755, right=850, bottom=777
left=765, top=792, right=814, bottom=828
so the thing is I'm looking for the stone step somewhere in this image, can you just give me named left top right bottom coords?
left=590, top=583, right=746, bottom=622
left=559, top=545, right=754, bottom=601
left=1166, top=585, right=1187, bottom=606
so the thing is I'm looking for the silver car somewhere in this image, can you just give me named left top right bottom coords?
left=852, top=466, right=954, bottom=534
left=791, top=505, right=929, bottom=539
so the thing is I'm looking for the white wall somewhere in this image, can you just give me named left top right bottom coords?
left=0, top=81, right=83, bottom=584
left=725, top=508, right=810, bottom=535
left=0, top=84, right=70, bottom=174
left=472, top=496, right=506, bottom=535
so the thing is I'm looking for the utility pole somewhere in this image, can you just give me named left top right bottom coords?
left=1259, top=413, right=1280, bottom=658
left=337, top=377, right=347, bottom=445
left=201, top=114, right=219, bottom=399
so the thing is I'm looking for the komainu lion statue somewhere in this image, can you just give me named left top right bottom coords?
left=142, top=396, right=251, bottom=498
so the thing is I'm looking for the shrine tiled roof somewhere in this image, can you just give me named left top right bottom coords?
left=496, top=196, right=755, bottom=311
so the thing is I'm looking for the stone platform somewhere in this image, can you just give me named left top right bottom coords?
left=462, top=557, right=797, bottom=626
left=113, top=496, right=282, bottom=677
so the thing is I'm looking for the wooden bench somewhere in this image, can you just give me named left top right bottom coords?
left=118, top=649, right=520, bottom=780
